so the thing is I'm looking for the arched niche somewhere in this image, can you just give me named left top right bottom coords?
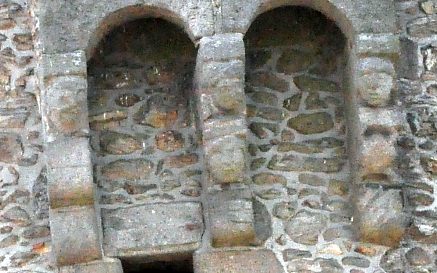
left=87, top=17, right=202, bottom=208
left=245, top=6, right=356, bottom=254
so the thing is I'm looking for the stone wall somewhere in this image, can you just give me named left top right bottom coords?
left=0, top=0, right=54, bottom=272
left=87, top=18, right=202, bottom=208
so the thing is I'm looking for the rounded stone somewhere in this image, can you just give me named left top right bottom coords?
left=342, top=256, right=370, bottom=268
left=252, top=172, right=287, bottom=185
left=155, top=130, right=184, bottom=152
left=101, top=159, right=154, bottom=181
left=285, top=210, right=328, bottom=245
left=115, top=93, right=141, bottom=107
left=287, top=112, right=334, bottom=134
left=273, top=202, right=297, bottom=220
left=277, top=49, right=314, bottom=74
left=100, top=132, right=142, bottom=155
left=406, top=247, right=431, bottom=266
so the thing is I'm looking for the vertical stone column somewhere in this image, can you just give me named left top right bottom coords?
left=351, top=34, right=409, bottom=247
left=195, top=33, right=257, bottom=247
left=38, top=51, right=123, bottom=272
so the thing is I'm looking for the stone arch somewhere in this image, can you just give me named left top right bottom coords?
left=86, top=5, right=197, bottom=60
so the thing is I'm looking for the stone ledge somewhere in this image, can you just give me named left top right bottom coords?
left=194, top=248, right=284, bottom=273
left=50, top=206, right=102, bottom=266
left=59, top=258, right=123, bottom=273
left=102, top=202, right=203, bottom=259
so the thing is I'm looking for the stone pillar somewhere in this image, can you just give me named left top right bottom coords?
left=195, top=33, right=256, bottom=247
left=351, top=34, right=409, bottom=247
left=39, top=51, right=122, bottom=271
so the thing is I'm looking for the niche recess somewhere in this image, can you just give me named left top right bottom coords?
left=245, top=7, right=354, bottom=246
left=87, top=18, right=202, bottom=208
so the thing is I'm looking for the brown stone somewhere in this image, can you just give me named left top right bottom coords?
left=0, top=18, right=15, bottom=30
left=277, top=49, right=314, bottom=74
left=13, top=33, right=33, bottom=51
left=249, top=71, right=289, bottom=92
left=100, top=132, right=142, bottom=155
left=283, top=94, right=302, bottom=111
left=89, top=110, right=128, bottom=130
left=252, top=172, right=287, bottom=185
left=165, top=153, right=198, bottom=168
left=294, top=75, right=338, bottom=93
left=101, top=159, right=154, bottom=181
left=285, top=210, right=328, bottom=245
left=135, top=109, right=178, bottom=128
left=360, top=136, right=395, bottom=176
left=155, top=130, right=184, bottom=152
left=115, top=93, right=141, bottom=107
left=287, top=112, right=334, bottom=134
left=268, top=154, right=344, bottom=173
left=0, top=133, right=23, bottom=163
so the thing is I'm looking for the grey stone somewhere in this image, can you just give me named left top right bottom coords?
left=407, top=16, right=437, bottom=38
left=50, top=206, right=102, bottom=266
left=102, top=202, right=203, bottom=258
left=342, top=256, right=371, bottom=268
left=101, top=159, right=154, bottom=182
left=285, top=210, right=328, bottom=245
left=194, top=249, right=284, bottom=273
left=100, top=131, right=142, bottom=155
left=0, top=133, right=23, bottom=163
left=405, top=247, right=431, bottom=266
left=60, top=258, right=123, bottom=273
left=268, top=154, right=345, bottom=173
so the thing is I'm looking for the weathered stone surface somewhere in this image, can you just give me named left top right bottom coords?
left=250, top=91, right=277, bottom=106
left=102, top=202, right=203, bottom=257
left=115, top=93, right=141, bottom=107
left=1, top=206, right=30, bottom=226
left=268, top=154, right=345, bottom=173
left=294, top=76, right=338, bottom=93
left=206, top=137, right=246, bottom=184
left=50, top=206, right=102, bottom=266
left=100, top=131, right=142, bottom=155
left=164, top=153, right=198, bottom=168
left=208, top=189, right=256, bottom=247
left=407, top=16, right=437, bottom=38
left=194, top=249, right=284, bottom=273
left=299, top=174, right=325, bottom=187
left=354, top=187, right=408, bottom=247
left=342, top=256, right=370, bottom=268
left=0, top=133, right=23, bottom=163
left=282, top=249, right=312, bottom=261
left=101, top=159, right=154, bottom=181
left=48, top=166, right=95, bottom=208
left=155, top=130, right=184, bottom=152
left=360, top=136, right=396, bottom=176
left=405, top=247, right=431, bottom=266
left=252, top=172, right=287, bottom=185
left=288, top=258, right=343, bottom=273
left=421, top=0, right=437, bottom=15
left=249, top=71, right=288, bottom=92
left=288, top=112, right=334, bottom=134
left=273, top=201, right=297, bottom=220
left=249, top=122, right=278, bottom=139
left=285, top=210, right=328, bottom=245
left=60, top=259, right=124, bottom=273
left=277, top=50, right=314, bottom=74
left=89, top=110, right=128, bottom=130
left=283, top=94, right=302, bottom=112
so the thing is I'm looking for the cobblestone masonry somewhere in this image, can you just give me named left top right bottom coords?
left=0, top=0, right=436, bottom=272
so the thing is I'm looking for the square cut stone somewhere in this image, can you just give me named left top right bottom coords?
left=40, top=51, right=86, bottom=80
left=50, top=206, right=102, bottom=266
left=60, top=258, right=123, bottom=273
left=197, top=33, right=245, bottom=62
left=102, top=202, right=203, bottom=258
left=194, top=249, right=284, bottom=273
left=208, top=189, right=256, bottom=247
left=48, top=166, right=96, bottom=209
left=45, top=137, right=92, bottom=167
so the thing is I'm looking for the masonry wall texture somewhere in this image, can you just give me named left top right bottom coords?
left=0, top=0, right=436, bottom=272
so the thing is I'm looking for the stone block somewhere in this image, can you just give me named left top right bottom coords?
left=204, top=136, right=247, bottom=184
left=208, top=189, right=256, bottom=247
left=356, top=57, right=395, bottom=107
left=0, top=133, right=23, bottom=164
left=197, top=33, right=245, bottom=62
left=45, top=137, right=92, bottom=168
left=101, top=202, right=203, bottom=258
left=353, top=187, right=408, bottom=247
left=47, top=166, right=96, bottom=209
left=197, top=60, right=244, bottom=89
left=40, top=51, right=86, bottom=80
left=50, top=206, right=102, bottom=266
left=194, top=249, right=284, bottom=273
left=356, top=33, right=400, bottom=55
left=202, top=117, right=247, bottom=141
left=358, top=107, right=405, bottom=135
left=360, top=135, right=396, bottom=177
left=399, top=37, right=421, bottom=80
left=60, top=259, right=123, bottom=273
left=43, top=76, right=90, bottom=137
